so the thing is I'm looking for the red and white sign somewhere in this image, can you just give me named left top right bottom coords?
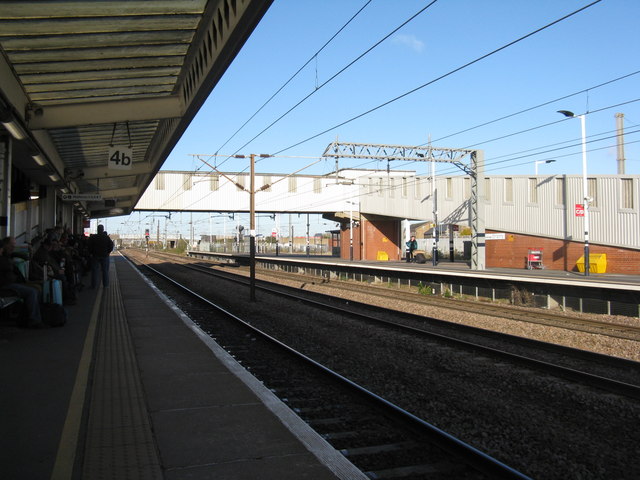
left=575, top=204, right=585, bottom=217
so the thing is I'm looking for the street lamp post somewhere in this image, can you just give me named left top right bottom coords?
left=346, top=200, right=358, bottom=261
left=558, top=110, right=590, bottom=276
left=534, top=159, right=556, bottom=175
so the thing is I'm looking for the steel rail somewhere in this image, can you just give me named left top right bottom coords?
left=138, top=260, right=532, bottom=480
left=172, top=261, right=640, bottom=401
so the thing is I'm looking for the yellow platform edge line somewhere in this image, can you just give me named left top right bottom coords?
left=50, top=287, right=103, bottom=480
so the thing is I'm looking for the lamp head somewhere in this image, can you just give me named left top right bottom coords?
left=557, top=110, right=575, bottom=118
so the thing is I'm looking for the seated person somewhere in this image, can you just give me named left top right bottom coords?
left=0, top=237, right=45, bottom=328
left=30, top=238, right=76, bottom=305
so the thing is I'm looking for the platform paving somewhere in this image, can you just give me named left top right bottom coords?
left=2, top=255, right=367, bottom=479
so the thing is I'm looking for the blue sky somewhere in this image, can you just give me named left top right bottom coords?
left=162, top=0, right=640, bottom=178
left=112, top=0, right=640, bottom=237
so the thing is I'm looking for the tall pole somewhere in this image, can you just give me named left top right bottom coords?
left=236, top=215, right=240, bottom=252
left=558, top=110, right=590, bottom=276
left=289, top=214, right=293, bottom=253
left=349, top=202, right=353, bottom=261
left=431, top=145, right=438, bottom=266
left=579, top=114, right=590, bottom=276
left=275, top=213, right=280, bottom=256
left=615, top=113, right=626, bottom=175
left=249, top=154, right=256, bottom=301
left=306, top=213, right=310, bottom=257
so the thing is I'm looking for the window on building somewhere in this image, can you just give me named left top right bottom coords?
left=402, top=177, right=408, bottom=197
left=587, top=177, right=598, bottom=207
left=210, top=175, right=219, bottom=191
left=446, top=178, right=453, bottom=199
left=314, top=177, right=322, bottom=194
left=529, top=178, right=538, bottom=203
left=415, top=177, right=421, bottom=199
left=236, top=174, right=245, bottom=191
left=288, top=177, right=297, bottom=193
left=155, top=173, right=165, bottom=190
left=378, top=177, right=384, bottom=196
left=484, top=178, right=491, bottom=202
left=262, top=176, right=272, bottom=192
left=504, top=178, right=513, bottom=203
left=555, top=177, right=565, bottom=205
left=183, top=173, right=192, bottom=190
left=389, top=177, right=395, bottom=197
left=464, top=177, right=471, bottom=199
left=621, top=178, right=634, bottom=209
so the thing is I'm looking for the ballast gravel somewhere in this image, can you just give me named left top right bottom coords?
left=136, top=254, right=640, bottom=480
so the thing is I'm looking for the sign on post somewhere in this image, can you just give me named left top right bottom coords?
left=108, top=145, right=133, bottom=170
left=575, top=204, right=585, bottom=217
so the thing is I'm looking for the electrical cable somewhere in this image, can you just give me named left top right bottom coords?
left=213, top=0, right=373, bottom=156
left=270, top=0, right=603, bottom=156
left=229, top=0, right=440, bottom=157
left=149, top=1, right=620, bottom=219
left=429, top=70, right=640, bottom=144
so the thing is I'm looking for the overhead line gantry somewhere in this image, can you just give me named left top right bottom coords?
left=322, top=141, right=486, bottom=270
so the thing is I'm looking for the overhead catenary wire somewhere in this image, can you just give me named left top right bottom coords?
left=229, top=0, right=440, bottom=158
left=270, top=0, right=603, bottom=156
left=213, top=0, right=374, bottom=157
left=151, top=96, right=640, bottom=222
left=429, top=70, right=640, bottom=144
left=145, top=1, right=630, bottom=218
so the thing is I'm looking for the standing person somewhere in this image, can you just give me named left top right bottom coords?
left=405, top=235, right=418, bottom=263
left=88, top=225, right=114, bottom=288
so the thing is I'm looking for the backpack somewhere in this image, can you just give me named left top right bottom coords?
left=41, top=303, right=66, bottom=327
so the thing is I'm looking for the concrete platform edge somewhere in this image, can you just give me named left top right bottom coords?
left=121, top=253, right=368, bottom=480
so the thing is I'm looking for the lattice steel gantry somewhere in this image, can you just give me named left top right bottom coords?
left=322, top=141, right=486, bottom=270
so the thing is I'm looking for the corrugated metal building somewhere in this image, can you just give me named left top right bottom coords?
left=135, top=170, right=639, bottom=273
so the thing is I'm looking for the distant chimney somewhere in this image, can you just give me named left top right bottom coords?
left=615, top=113, right=626, bottom=174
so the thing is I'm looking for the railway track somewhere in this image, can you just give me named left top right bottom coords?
left=141, top=249, right=640, bottom=342
left=133, top=251, right=640, bottom=398
left=132, top=256, right=530, bottom=480
left=124, top=249, right=640, bottom=479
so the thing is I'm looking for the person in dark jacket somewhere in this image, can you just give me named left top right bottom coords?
left=88, top=225, right=114, bottom=288
left=405, top=236, right=418, bottom=263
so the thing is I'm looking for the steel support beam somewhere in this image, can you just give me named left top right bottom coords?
left=28, top=96, right=184, bottom=129
left=469, top=150, right=485, bottom=270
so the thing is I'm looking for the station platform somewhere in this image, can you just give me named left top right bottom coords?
left=190, top=250, right=640, bottom=288
left=1, top=255, right=365, bottom=480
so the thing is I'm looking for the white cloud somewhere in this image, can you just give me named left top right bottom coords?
left=392, top=34, right=425, bottom=53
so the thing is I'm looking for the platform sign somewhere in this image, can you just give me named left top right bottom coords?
left=108, top=145, right=133, bottom=170
left=485, top=233, right=505, bottom=240
left=575, top=204, right=585, bottom=217
left=61, top=193, right=103, bottom=201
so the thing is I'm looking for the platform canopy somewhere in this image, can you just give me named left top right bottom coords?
left=0, top=0, right=272, bottom=218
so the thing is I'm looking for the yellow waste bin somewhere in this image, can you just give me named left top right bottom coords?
left=576, top=253, right=606, bottom=273
left=376, top=251, right=389, bottom=261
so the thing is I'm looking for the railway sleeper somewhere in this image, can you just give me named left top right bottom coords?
left=365, top=460, right=474, bottom=479
left=340, top=441, right=416, bottom=456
